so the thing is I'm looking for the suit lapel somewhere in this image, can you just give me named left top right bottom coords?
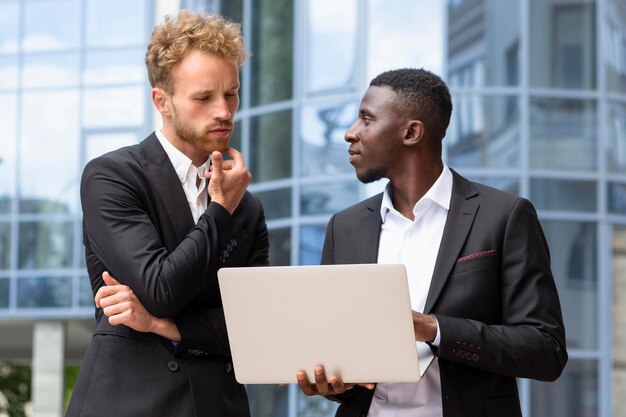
left=424, top=171, right=479, bottom=313
left=139, top=134, right=195, bottom=244
left=358, top=195, right=384, bottom=263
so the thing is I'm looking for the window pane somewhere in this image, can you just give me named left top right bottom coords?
left=255, top=188, right=291, bottom=221
left=0, top=56, right=18, bottom=89
left=296, top=393, right=338, bottom=417
left=0, top=223, right=10, bottom=270
left=85, top=132, right=139, bottom=165
left=20, top=91, right=79, bottom=214
left=86, top=0, right=148, bottom=47
left=17, top=276, right=72, bottom=308
left=246, top=385, right=288, bottom=417
left=0, top=1, right=19, bottom=53
left=18, top=221, right=73, bottom=269
left=249, top=110, right=292, bottom=183
left=268, top=227, right=290, bottom=266
left=466, top=176, right=519, bottom=195
left=83, top=87, right=145, bottom=128
left=541, top=220, right=597, bottom=349
left=83, top=49, right=145, bottom=86
left=79, top=275, right=94, bottom=307
left=0, top=93, right=17, bottom=214
left=250, top=0, right=293, bottom=106
left=369, top=0, right=444, bottom=81
left=300, top=102, right=356, bottom=177
left=0, top=278, right=8, bottom=308
left=218, top=0, right=243, bottom=28
left=607, top=101, right=626, bottom=173
left=608, top=182, right=626, bottom=214
left=530, top=359, right=597, bottom=417
left=446, top=95, right=520, bottom=168
left=299, top=225, right=326, bottom=265
left=22, top=53, right=80, bottom=88
left=22, top=0, right=81, bottom=52
left=530, top=98, right=596, bottom=171
left=530, top=179, right=596, bottom=212
left=301, top=182, right=359, bottom=216
left=448, top=0, right=520, bottom=87
left=307, top=0, right=357, bottom=93
left=530, top=0, right=596, bottom=89
left=605, top=0, right=626, bottom=93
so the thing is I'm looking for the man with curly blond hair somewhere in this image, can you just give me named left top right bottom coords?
left=66, top=10, right=268, bottom=417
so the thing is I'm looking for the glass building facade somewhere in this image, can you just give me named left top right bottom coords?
left=1, top=0, right=625, bottom=416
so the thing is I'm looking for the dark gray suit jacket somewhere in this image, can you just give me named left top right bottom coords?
left=323, top=171, right=567, bottom=417
left=66, top=133, right=269, bottom=417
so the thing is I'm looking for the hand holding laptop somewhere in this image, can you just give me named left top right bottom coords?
left=296, top=365, right=375, bottom=397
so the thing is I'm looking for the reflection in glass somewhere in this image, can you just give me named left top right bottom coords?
left=20, top=91, right=79, bottom=214
left=247, top=385, right=288, bottom=417
left=86, top=0, right=148, bottom=47
left=249, top=110, right=292, bottom=183
left=22, top=53, right=80, bottom=88
left=0, top=93, right=17, bottom=214
left=530, top=179, right=596, bottom=212
left=530, top=0, right=596, bottom=89
left=0, top=1, right=19, bottom=53
left=22, top=0, right=80, bottom=52
left=605, top=0, right=626, bottom=93
left=250, top=0, right=293, bottom=106
left=448, top=0, right=520, bottom=87
left=446, top=95, right=520, bottom=168
left=83, top=86, right=145, bottom=128
left=0, top=223, right=10, bottom=270
left=0, top=56, right=18, bottom=89
left=369, top=0, right=444, bottom=80
left=301, top=182, right=359, bottom=216
left=300, top=102, right=356, bottom=177
left=530, top=98, right=596, bottom=171
left=466, top=177, right=519, bottom=196
left=607, top=101, right=626, bottom=173
left=17, top=276, right=72, bottom=308
left=18, top=221, right=73, bottom=269
left=255, top=188, right=291, bottom=221
left=85, top=133, right=139, bottom=165
left=268, top=228, right=290, bottom=266
left=307, top=0, right=357, bottom=93
left=530, top=359, right=597, bottom=417
left=299, top=225, right=326, bottom=266
left=0, top=278, right=8, bottom=308
left=83, top=49, right=145, bottom=86
left=541, top=220, right=596, bottom=350
left=608, top=182, right=626, bottom=214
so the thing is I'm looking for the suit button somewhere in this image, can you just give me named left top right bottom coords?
left=220, top=256, right=225, bottom=263
left=452, top=349, right=459, bottom=357
left=168, top=361, right=179, bottom=372
left=223, top=250, right=230, bottom=258
left=459, top=351, right=466, bottom=359
left=230, top=239, right=237, bottom=248
left=227, top=244, right=233, bottom=252
left=225, top=362, right=233, bottom=373
left=472, top=354, right=479, bottom=361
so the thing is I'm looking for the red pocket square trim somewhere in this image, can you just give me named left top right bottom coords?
left=456, top=250, right=496, bottom=263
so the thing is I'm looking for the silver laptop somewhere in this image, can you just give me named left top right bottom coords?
left=218, top=263, right=420, bottom=384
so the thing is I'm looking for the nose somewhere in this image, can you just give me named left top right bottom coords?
left=213, top=98, right=232, bottom=121
left=345, top=121, right=358, bottom=143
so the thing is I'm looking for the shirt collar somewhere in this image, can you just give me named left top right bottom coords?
left=155, top=129, right=210, bottom=185
left=380, top=165, right=453, bottom=223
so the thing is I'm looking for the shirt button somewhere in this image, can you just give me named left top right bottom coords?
left=167, top=361, right=179, bottom=372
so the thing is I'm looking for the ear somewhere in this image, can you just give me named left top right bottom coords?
left=152, top=87, right=172, bottom=117
left=402, top=120, right=424, bottom=146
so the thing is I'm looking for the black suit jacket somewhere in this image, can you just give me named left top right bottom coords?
left=322, top=171, right=567, bottom=417
left=66, top=133, right=269, bottom=417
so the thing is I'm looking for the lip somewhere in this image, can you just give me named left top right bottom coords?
left=348, top=150, right=360, bottom=163
left=209, top=128, right=231, bottom=137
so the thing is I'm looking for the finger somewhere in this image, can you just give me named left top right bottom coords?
left=314, top=365, right=331, bottom=396
left=102, top=271, right=120, bottom=286
left=223, top=147, right=246, bottom=167
left=296, top=371, right=316, bottom=396
left=357, top=383, right=376, bottom=390
left=102, top=301, right=129, bottom=318
left=328, top=375, right=346, bottom=394
left=209, top=160, right=234, bottom=171
left=94, top=285, right=121, bottom=308
left=211, top=151, right=223, bottom=176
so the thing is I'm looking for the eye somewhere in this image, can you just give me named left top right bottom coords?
left=225, top=92, right=238, bottom=99
left=195, top=97, right=208, bottom=102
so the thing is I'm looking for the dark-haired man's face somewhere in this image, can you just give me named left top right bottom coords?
left=345, top=86, right=407, bottom=183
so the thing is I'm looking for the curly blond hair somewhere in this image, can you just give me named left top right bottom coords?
left=146, top=10, right=249, bottom=94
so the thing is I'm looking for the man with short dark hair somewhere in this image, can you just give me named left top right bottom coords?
left=297, top=68, right=567, bottom=417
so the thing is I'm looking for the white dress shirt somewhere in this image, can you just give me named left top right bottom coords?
left=367, top=166, right=453, bottom=417
left=155, top=130, right=210, bottom=224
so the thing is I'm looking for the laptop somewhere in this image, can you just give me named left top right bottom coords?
left=217, top=263, right=420, bottom=384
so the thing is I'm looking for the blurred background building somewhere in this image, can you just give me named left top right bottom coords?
left=0, top=0, right=624, bottom=416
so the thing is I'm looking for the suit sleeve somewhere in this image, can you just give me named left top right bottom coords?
left=172, top=197, right=270, bottom=357
left=82, top=155, right=244, bottom=318
left=433, top=198, right=568, bottom=381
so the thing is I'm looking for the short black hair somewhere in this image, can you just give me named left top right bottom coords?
left=370, top=68, right=452, bottom=140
